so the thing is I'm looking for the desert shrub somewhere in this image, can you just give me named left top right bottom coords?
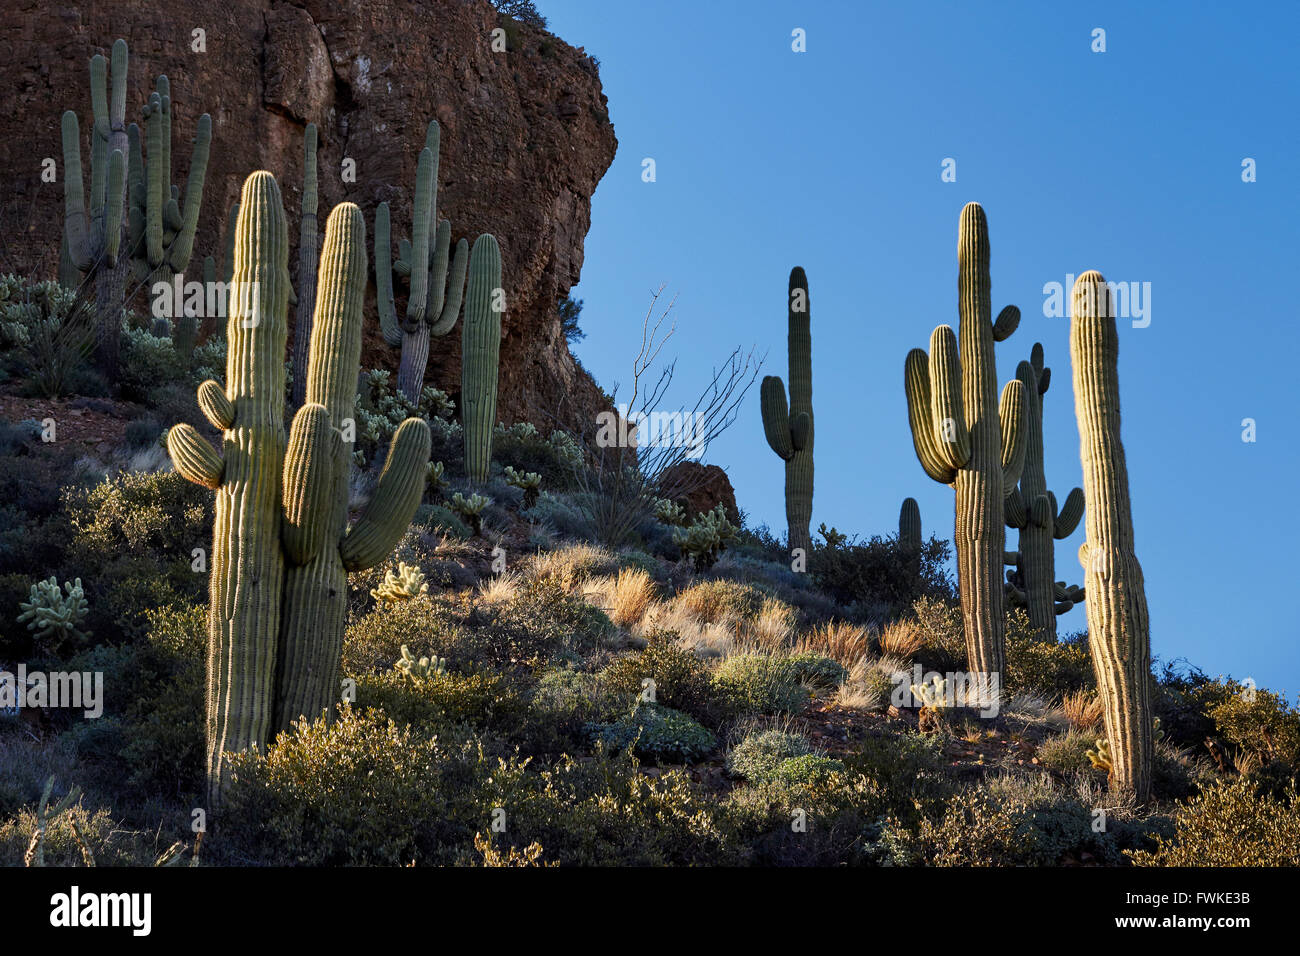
left=0, top=277, right=98, bottom=397
left=526, top=492, right=595, bottom=540
left=0, top=802, right=156, bottom=866
left=599, top=632, right=715, bottom=720
left=493, top=423, right=583, bottom=489
left=712, top=654, right=810, bottom=719
left=843, top=730, right=951, bottom=825
left=342, top=596, right=466, bottom=675
left=1036, top=729, right=1097, bottom=774
left=673, top=578, right=772, bottom=625
left=353, top=370, right=456, bottom=471
left=906, top=596, right=967, bottom=672
left=118, top=325, right=188, bottom=402
left=1004, top=627, right=1096, bottom=698
left=414, top=503, right=472, bottom=540
left=493, top=579, right=615, bottom=660
left=785, top=652, right=845, bottom=691
left=880, top=777, right=1120, bottom=866
left=586, top=701, right=717, bottom=764
left=354, top=665, right=529, bottom=736
left=1207, top=682, right=1300, bottom=768
left=1128, top=777, right=1300, bottom=866
left=527, top=667, right=621, bottom=746
left=616, top=548, right=665, bottom=582
left=1151, top=660, right=1225, bottom=750
left=767, top=753, right=846, bottom=787
left=812, top=530, right=955, bottom=618
left=726, top=729, right=812, bottom=781
left=124, top=415, right=163, bottom=448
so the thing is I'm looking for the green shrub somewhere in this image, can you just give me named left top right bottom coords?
left=811, top=529, right=955, bottom=618
left=493, top=422, right=583, bottom=489
left=414, top=503, right=471, bottom=540
left=712, top=654, right=810, bottom=719
left=586, top=702, right=717, bottom=764
left=124, top=416, right=163, bottom=448
left=599, top=632, right=715, bottom=721
left=1036, top=729, right=1097, bottom=774
left=1128, top=777, right=1300, bottom=866
left=1208, top=683, right=1300, bottom=768
left=1004, top=627, right=1096, bottom=698
left=354, top=665, right=528, bottom=736
left=766, top=753, right=846, bottom=787
left=342, top=597, right=466, bottom=675
left=118, top=325, right=188, bottom=402
left=726, top=729, right=812, bottom=781
left=785, top=652, right=845, bottom=691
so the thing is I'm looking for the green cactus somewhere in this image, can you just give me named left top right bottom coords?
left=371, top=562, right=429, bottom=603
left=1069, top=270, right=1154, bottom=802
left=394, top=644, right=447, bottom=681
left=759, top=267, right=814, bottom=558
left=291, top=123, right=320, bottom=408
left=504, top=465, right=542, bottom=508
left=899, top=497, right=922, bottom=552
left=375, top=120, right=471, bottom=402
left=427, top=460, right=450, bottom=499
left=167, top=174, right=429, bottom=806
left=61, top=39, right=130, bottom=376
left=672, top=504, right=738, bottom=573
left=17, top=576, right=90, bottom=651
left=126, top=73, right=212, bottom=357
left=461, top=234, right=504, bottom=484
left=653, top=497, right=688, bottom=527
left=450, top=491, right=491, bottom=535
left=1003, top=342, right=1085, bottom=638
left=903, top=203, right=1028, bottom=681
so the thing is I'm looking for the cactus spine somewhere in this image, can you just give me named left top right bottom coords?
left=375, top=120, right=470, bottom=402
left=61, top=39, right=130, bottom=376
left=903, top=203, right=1027, bottom=680
left=462, top=234, right=504, bottom=484
left=274, top=203, right=431, bottom=731
left=1069, top=271, right=1153, bottom=802
left=167, top=174, right=429, bottom=806
left=1003, top=343, right=1085, bottom=637
left=291, top=123, right=320, bottom=408
left=759, top=267, right=814, bottom=557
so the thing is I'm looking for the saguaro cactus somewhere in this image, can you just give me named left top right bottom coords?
left=899, top=497, right=922, bottom=551
left=126, top=74, right=212, bottom=357
left=61, top=39, right=129, bottom=376
left=1003, top=342, right=1085, bottom=638
left=462, top=234, right=504, bottom=484
left=375, top=120, right=469, bottom=402
left=274, top=203, right=431, bottom=731
left=167, top=172, right=291, bottom=806
left=904, top=203, right=1027, bottom=679
left=291, top=123, right=320, bottom=408
left=167, top=174, right=429, bottom=806
left=1069, top=271, right=1153, bottom=802
left=759, top=267, right=815, bottom=558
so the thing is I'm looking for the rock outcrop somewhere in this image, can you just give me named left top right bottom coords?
left=659, top=462, right=741, bottom=526
left=3, top=0, right=617, bottom=432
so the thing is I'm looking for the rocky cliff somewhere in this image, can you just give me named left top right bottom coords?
left=2, top=0, right=617, bottom=431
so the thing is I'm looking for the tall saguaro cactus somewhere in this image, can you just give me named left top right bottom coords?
left=61, top=39, right=129, bottom=376
left=760, top=267, right=815, bottom=558
left=904, top=203, right=1028, bottom=679
left=291, top=123, right=320, bottom=408
left=1003, top=342, right=1085, bottom=638
left=275, top=202, right=431, bottom=731
left=899, top=497, right=922, bottom=552
left=462, top=234, right=504, bottom=484
left=375, top=120, right=470, bottom=401
left=1069, top=271, right=1153, bottom=802
left=167, top=174, right=429, bottom=807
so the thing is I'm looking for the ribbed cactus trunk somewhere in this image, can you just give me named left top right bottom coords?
left=904, top=203, right=1027, bottom=681
left=291, top=123, right=320, bottom=409
left=899, top=496, right=922, bottom=580
left=203, top=172, right=290, bottom=806
left=274, top=201, right=365, bottom=731
left=1070, top=271, right=1153, bottom=802
left=396, top=322, right=431, bottom=400
left=462, top=235, right=503, bottom=484
left=759, top=267, right=814, bottom=558
left=1004, top=345, right=1085, bottom=638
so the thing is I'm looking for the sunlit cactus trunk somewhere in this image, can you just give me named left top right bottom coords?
left=759, top=267, right=814, bottom=558
left=1069, top=271, right=1153, bottom=802
left=904, top=203, right=1027, bottom=681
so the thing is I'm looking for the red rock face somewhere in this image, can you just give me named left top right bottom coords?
left=659, top=462, right=741, bottom=526
left=4, top=0, right=617, bottom=433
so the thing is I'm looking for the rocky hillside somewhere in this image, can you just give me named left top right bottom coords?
left=2, top=0, right=617, bottom=430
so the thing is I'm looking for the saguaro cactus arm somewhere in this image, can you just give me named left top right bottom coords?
left=167, top=424, right=223, bottom=488
left=760, top=376, right=794, bottom=460
left=374, top=202, right=402, bottom=347
left=998, top=378, right=1028, bottom=492
left=341, top=417, right=432, bottom=570
left=1054, top=487, right=1085, bottom=538
left=281, top=403, right=343, bottom=566
left=904, top=350, right=958, bottom=485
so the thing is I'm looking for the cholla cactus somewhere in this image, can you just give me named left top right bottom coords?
left=504, top=465, right=542, bottom=509
left=653, top=497, right=688, bottom=527
left=672, top=504, right=738, bottom=572
left=23, top=776, right=82, bottom=868
left=395, top=644, right=447, bottom=680
left=1086, top=737, right=1112, bottom=774
left=910, top=674, right=953, bottom=711
left=427, top=460, right=450, bottom=499
left=450, top=491, right=491, bottom=535
left=371, top=562, right=429, bottom=603
left=17, top=577, right=90, bottom=650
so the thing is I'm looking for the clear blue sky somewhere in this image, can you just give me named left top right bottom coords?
left=541, top=1, right=1300, bottom=692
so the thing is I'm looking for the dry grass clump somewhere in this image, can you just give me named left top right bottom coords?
left=834, top=655, right=908, bottom=712
left=796, top=620, right=870, bottom=670
left=477, top=571, right=524, bottom=605
left=585, top=568, right=659, bottom=629
left=1062, top=689, right=1104, bottom=731
left=877, top=619, right=926, bottom=660
left=672, top=579, right=768, bottom=625
left=525, top=542, right=618, bottom=590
